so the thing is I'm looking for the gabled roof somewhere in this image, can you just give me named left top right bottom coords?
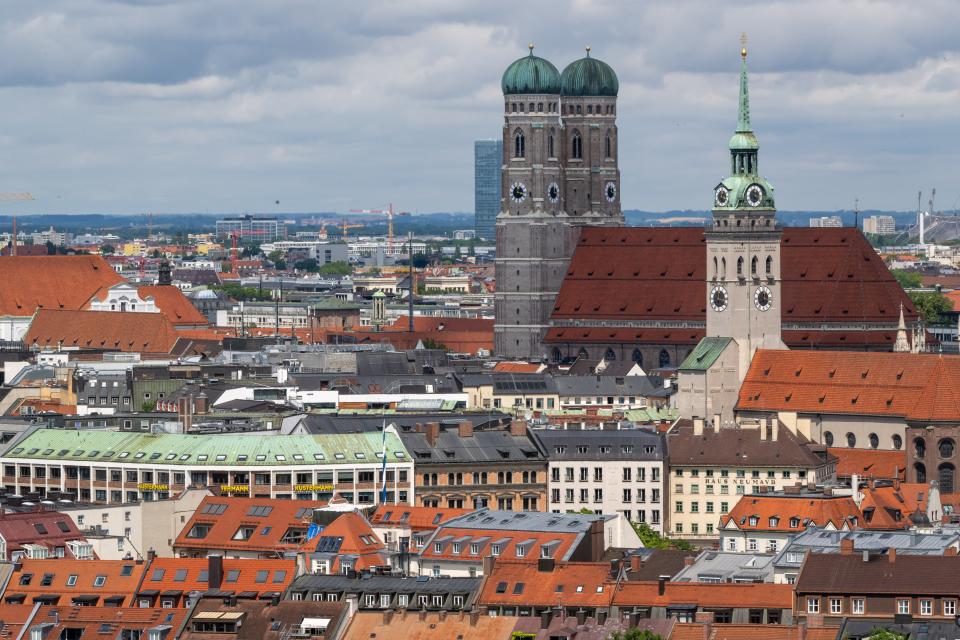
left=0, top=510, right=87, bottom=557
left=738, top=349, right=960, bottom=422
left=301, top=512, right=388, bottom=573
left=25, top=309, right=181, bottom=354
left=31, top=605, right=189, bottom=638
left=612, top=581, right=793, bottom=609
left=175, top=496, right=326, bottom=554
left=141, top=557, right=295, bottom=597
left=666, top=420, right=827, bottom=468
left=551, top=228, right=916, bottom=348
left=181, top=598, right=346, bottom=640
left=0, top=255, right=124, bottom=317
left=478, top=560, right=613, bottom=608
left=370, top=506, right=471, bottom=532
left=858, top=482, right=929, bottom=530
left=718, top=494, right=860, bottom=532
left=6, top=559, right=146, bottom=605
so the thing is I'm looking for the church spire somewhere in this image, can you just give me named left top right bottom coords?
left=737, top=45, right=751, bottom=134
left=894, top=303, right=910, bottom=352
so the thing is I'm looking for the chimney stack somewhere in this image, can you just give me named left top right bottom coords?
left=509, top=419, right=527, bottom=437
left=771, top=419, right=779, bottom=441
left=657, top=575, right=669, bottom=596
left=208, top=555, right=224, bottom=589
left=712, top=414, right=721, bottom=433
left=458, top=421, right=474, bottom=438
left=693, top=418, right=704, bottom=436
left=630, top=553, right=642, bottom=574
left=888, top=547, right=896, bottom=563
left=425, top=422, right=440, bottom=447
left=839, top=538, right=854, bottom=555
left=759, top=419, right=767, bottom=441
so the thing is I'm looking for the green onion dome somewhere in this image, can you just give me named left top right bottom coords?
left=501, top=45, right=561, bottom=95
left=560, top=47, right=619, bottom=97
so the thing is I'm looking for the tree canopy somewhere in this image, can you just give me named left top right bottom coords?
left=909, top=290, right=952, bottom=324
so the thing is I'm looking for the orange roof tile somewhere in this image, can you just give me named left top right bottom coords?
left=828, top=448, right=906, bottom=480
left=418, top=527, right=580, bottom=563
left=137, top=285, right=208, bottom=325
left=673, top=623, right=824, bottom=640
left=738, top=349, right=960, bottom=423
left=142, top=557, right=295, bottom=597
left=478, top=560, right=613, bottom=608
left=6, top=559, right=146, bottom=605
left=612, top=581, right=793, bottom=609
left=0, top=255, right=124, bottom=317
left=719, top=494, right=860, bottom=532
left=492, top=362, right=543, bottom=373
left=858, top=482, right=930, bottom=529
left=25, top=309, right=180, bottom=354
left=342, top=611, right=522, bottom=640
left=370, top=505, right=471, bottom=532
left=175, top=496, right=326, bottom=555
left=35, top=605, right=190, bottom=638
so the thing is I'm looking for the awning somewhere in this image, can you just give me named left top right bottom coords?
left=137, top=590, right=160, bottom=597
left=103, top=595, right=125, bottom=603
left=159, top=590, right=183, bottom=597
left=32, top=595, right=60, bottom=604
left=203, top=590, right=233, bottom=598
left=258, top=592, right=281, bottom=600
left=236, top=591, right=258, bottom=599
left=4, top=594, right=25, bottom=604
left=71, top=595, right=99, bottom=604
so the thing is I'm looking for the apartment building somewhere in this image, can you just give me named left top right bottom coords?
left=0, top=428, right=413, bottom=506
left=531, top=428, right=665, bottom=531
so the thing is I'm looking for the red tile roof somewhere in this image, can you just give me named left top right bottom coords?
left=141, top=557, right=295, bottom=599
left=25, top=309, right=181, bottom=354
left=418, top=527, right=580, bottom=563
left=6, top=559, right=146, bottom=605
left=828, top=448, right=906, bottom=481
left=0, top=255, right=124, bottom=317
left=370, top=505, right=471, bottom=532
left=493, top=362, right=543, bottom=373
left=478, top=560, right=613, bottom=608
left=300, top=512, right=388, bottom=573
left=858, top=482, right=929, bottom=529
left=33, top=606, right=190, bottom=639
left=738, top=349, right=960, bottom=422
left=673, top=623, right=830, bottom=640
left=548, top=227, right=916, bottom=349
left=612, top=581, right=794, bottom=609
left=175, top=496, right=326, bottom=556
left=719, top=494, right=860, bottom=532
left=136, top=285, right=208, bottom=325
left=0, top=510, right=89, bottom=559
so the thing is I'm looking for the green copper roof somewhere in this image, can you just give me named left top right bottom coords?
left=560, top=50, right=618, bottom=97
left=501, top=47, right=561, bottom=95
left=730, top=50, right=759, bottom=151
left=678, top=337, right=733, bottom=371
left=3, top=429, right=409, bottom=466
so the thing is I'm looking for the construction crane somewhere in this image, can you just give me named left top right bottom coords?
left=3, top=193, right=35, bottom=256
left=348, top=203, right=410, bottom=254
left=231, top=232, right=239, bottom=273
left=341, top=220, right=364, bottom=239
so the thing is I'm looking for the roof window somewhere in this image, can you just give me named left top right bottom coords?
left=197, top=455, right=208, bottom=461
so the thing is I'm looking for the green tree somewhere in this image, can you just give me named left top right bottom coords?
left=100, top=244, right=115, bottom=255
left=631, top=522, right=694, bottom=551
left=212, top=283, right=272, bottom=302
left=909, top=290, right=952, bottom=324
left=892, top=270, right=922, bottom=290
left=863, top=629, right=907, bottom=640
left=294, top=258, right=320, bottom=272
left=45, top=240, right=56, bottom=255
left=609, top=630, right=664, bottom=640
left=317, top=261, right=352, bottom=276
left=267, top=249, right=285, bottom=265
left=240, top=243, right=260, bottom=258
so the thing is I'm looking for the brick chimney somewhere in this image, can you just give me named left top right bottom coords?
left=425, top=422, right=440, bottom=447
left=944, top=547, right=958, bottom=556
left=657, top=575, right=669, bottom=596
left=458, top=421, right=474, bottom=438
left=888, top=547, right=896, bottom=563
left=630, top=553, right=642, bottom=573
left=839, top=538, right=854, bottom=555
left=509, top=419, right=527, bottom=437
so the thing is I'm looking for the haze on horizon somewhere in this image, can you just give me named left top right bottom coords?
left=0, top=0, right=958, bottom=216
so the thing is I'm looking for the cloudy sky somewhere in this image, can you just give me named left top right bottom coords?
left=0, top=0, right=958, bottom=215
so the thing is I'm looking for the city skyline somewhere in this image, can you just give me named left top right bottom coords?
left=0, top=1, right=959, bottom=215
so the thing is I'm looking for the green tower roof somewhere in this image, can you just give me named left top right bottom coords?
left=560, top=47, right=619, bottom=97
left=501, top=45, right=561, bottom=95
left=729, top=48, right=759, bottom=151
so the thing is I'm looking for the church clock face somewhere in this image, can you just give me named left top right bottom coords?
left=605, top=181, right=617, bottom=203
left=715, top=186, right=729, bottom=207
left=547, top=182, right=560, bottom=203
left=746, top=184, right=764, bottom=207
left=754, top=285, right=772, bottom=311
left=510, top=182, right=527, bottom=203
left=710, top=285, right=729, bottom=312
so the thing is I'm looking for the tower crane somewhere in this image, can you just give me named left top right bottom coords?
left=348, top=203, right=410, bottom=254
left=341, top=220, right=364, bottom=239
left=2, top=193, right=35, bottom=256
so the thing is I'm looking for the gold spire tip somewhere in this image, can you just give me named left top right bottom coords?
left=585, top=45, right=591, bottom=55
left=528, top=43, right=534, bottom=52
left=740, top=32, right=748, bottom=59
left=741, top=47, right=747, bottom=59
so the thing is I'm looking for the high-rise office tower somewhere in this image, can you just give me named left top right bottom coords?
left=474, top=139, right=502, bottom=240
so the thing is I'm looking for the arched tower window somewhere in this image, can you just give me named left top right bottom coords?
left=915, top=438, right=927, bottom=458
left=720, top=257, right=726, bottom=280
left=548, top=130, right=555, bottom=158
left=915, top=462, right=927, bottom=484
left=658, top=349, right=671, bottom=369
left=605, top=131, right=612, bottom=159
left=765, top=255, right=773, bottom=275
left=631, top=349, right=643, bottom=367
left=514, top=130, right=525, bottom=158
left=571, top=132, right=582, bottom=159
left=713, top=256, right=718, bottom=279
left=604, top=348, right=616, bottom=361
left=587, top=105, right=593, bottom=114
left=736, top=256, right=744, bottom=277
left=751, top=256, right=758, bottom=276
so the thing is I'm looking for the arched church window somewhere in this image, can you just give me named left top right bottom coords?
left=720, top=258, right=726, bottom=279
left=824, top=431, right=834, bottom=447
left=846, top=432, right=856, bottom=448
left=868, top=433, right=879, bottom=449
left=537, top=102, right=543, bottom=112
left=632, top=349, right=643, bottom=367
left=571, top=132, right=582, bottom=160
left=713, top=257, right=718, bottom=279
left=604, top=348, right=616, bottom=361
left=892, top=434, right=902, bottom=450
left=576, top=105, right=582, bottom=114
left=658, top=349, right=670, bottom=369
left=548, top=130, right=555, bottom=158
left=915, top=437, right=926, bottom=458
left=940, top=438, right=955, bottom=458
left=595, top=104, right=601, bottom=114
left=939, top=463, right=955, bottom=494
left=737, top=257, right=743, bottom=276
left=751, top=256, right=758, bottom=276
left=605, top=132, right=612, bottom=159
left=511, top=103, right=517, bottom=112
left=766, top=255, right=773, bottom=275
left=915, top=462, right=926, bottom=484
left=514, top=130, right=525, bottom=158
left=528, top=102, right=534, bottom=112
left=587, top=105, right=593, bottom=114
